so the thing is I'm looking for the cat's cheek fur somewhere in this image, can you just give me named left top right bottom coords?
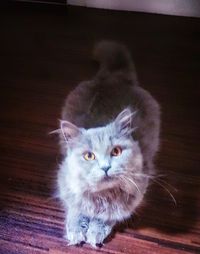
left=58, top=156, right=87, bottom=199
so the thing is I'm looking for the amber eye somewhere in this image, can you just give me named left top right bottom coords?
left=83, top=151, right=96, bottom=161
left=111, top=146, right=122, bottom=157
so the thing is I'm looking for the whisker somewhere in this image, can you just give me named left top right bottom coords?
left=150, top=178, right=177, bottom=205
left=155, top=178, right=178, bottom=192
left=120, top=175, right=142, bottom=195
left=132, top=172, right=178, bottom=192
left=128, top=172, right=177, bottom=205
left=130, top=172, right=165, bottom=179
left=49, top=129, right=61, bottom=135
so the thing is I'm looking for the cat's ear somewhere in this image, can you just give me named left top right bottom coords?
left=60, top=120, right=81, bottom=141
left=114, top=108, right=136, bottom=137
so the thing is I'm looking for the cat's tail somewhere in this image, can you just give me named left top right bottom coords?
left=93, top=40, right=134, bottom=72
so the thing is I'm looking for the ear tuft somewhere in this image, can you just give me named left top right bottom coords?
left=114, top=108, right=136, bottom=137
left=60, top=120, right=81, bottom=141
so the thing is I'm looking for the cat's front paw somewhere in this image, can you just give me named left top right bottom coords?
left=65, top=215, right=89, bottom=245
left=86, top=219, right=113, bottom=248
left=65, top=229, right=86, bottom=246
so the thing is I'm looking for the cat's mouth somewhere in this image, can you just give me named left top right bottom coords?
left=102, top=174, right=112, bottom=181
left=100, top=173, right=118, bottom=184
left=90, top=174, right=119, bottom=192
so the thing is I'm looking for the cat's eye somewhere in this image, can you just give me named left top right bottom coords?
left=111, top=146, right=122, bottom=157
left=83, top=151, right=96, bottom=161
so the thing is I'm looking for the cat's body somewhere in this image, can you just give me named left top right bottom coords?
left=57, top=41, right=160, bottom=247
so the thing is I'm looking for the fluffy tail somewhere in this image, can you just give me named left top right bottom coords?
left=93, top=40, right=134, bottom=72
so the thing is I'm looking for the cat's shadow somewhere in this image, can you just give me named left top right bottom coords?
left=115, top=167, right=199, bottom=236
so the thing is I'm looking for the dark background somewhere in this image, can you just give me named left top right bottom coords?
left=0, top=2, right=200, bottom=253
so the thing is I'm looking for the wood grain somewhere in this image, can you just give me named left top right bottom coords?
left=0, top=3, right=200, bottom=254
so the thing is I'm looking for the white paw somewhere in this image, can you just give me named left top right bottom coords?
left=86, top=230, right=105, bottom=248
left=86, top=219, right=112, bottom=247
left=65, top=230, right=86, bottom=245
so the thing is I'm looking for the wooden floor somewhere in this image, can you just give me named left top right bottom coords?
left=0, top=3, right=200, bottom=254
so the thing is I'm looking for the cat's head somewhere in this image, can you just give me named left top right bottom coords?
left=60, top=108, right=143, bottom=193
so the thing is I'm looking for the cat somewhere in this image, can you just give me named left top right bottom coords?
left=56, top=40, right=160, bottom=247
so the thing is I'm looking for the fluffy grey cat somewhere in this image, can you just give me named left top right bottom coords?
left=57, top=41, right=160, bottom=247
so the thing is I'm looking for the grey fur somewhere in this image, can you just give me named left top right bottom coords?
left=57, top=41, right=160, bottom=247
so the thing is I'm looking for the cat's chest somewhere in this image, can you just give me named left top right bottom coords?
left=79, top=191, right=135, bottom=222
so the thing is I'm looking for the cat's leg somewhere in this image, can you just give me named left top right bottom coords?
left=86, top=218, right=114, bottom=247
left=65, top=210, right=90, bottom=245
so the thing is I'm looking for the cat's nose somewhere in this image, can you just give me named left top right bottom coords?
left=101, top=166, right=111, bottom=174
